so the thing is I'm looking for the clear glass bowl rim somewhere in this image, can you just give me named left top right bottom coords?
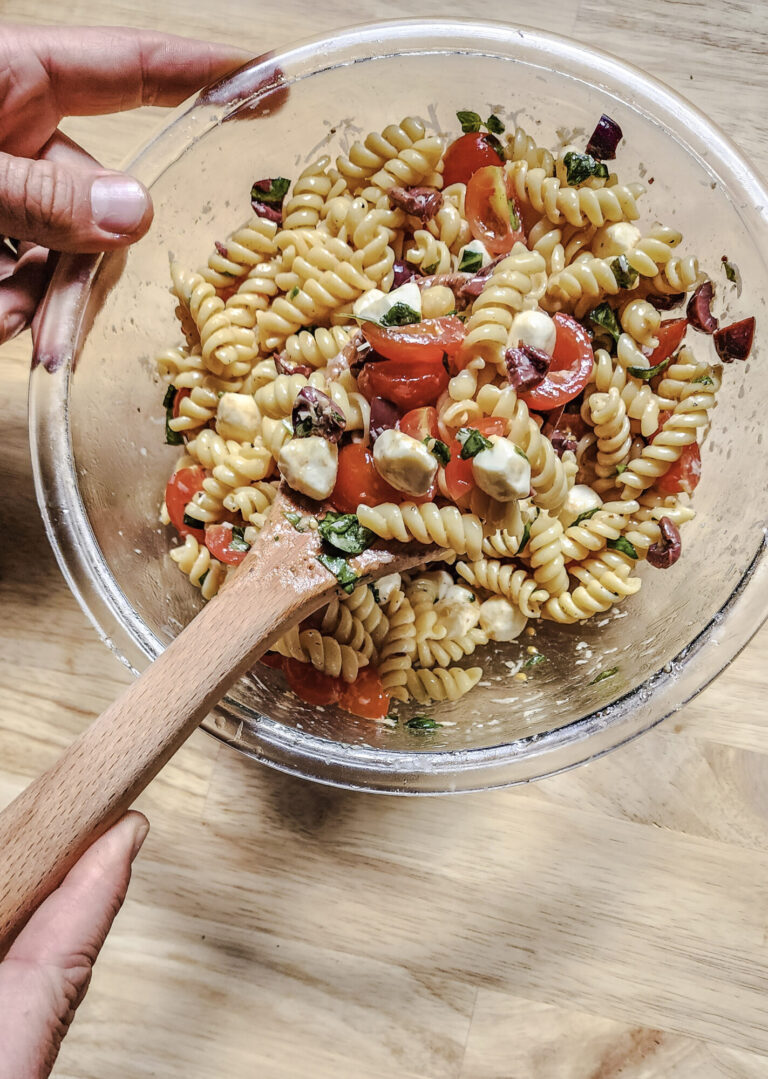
left=29, top=17, right=768, bottom=794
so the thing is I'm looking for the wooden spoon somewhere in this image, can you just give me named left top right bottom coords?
left=0, top=487, right=436, bottom=950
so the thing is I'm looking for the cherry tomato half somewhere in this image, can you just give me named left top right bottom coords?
left=358, top=357, right=450, bottom=411
left=519, top=313, right=594, bottom=411
left=398, top=406, right=439, bottom=442
left=442, top=417, right=506, bottom=503
left=338, top=667, right=391, bottom=720
left=205, top=522, right=249, bottom=566
left=331, top=443, right=402, bottom=513
left=442, top=132, right=504, bottom=187
left=164, top=466, right=205, bottom=539
left=361, top=316, right=465, bottom=366
left=465, top=165, right=526, bottom=256
left=647, top=317, right=688, bottom=367
left=656, top=442, right=702, bottom=496
left=283, top=658, right=343, bottom=706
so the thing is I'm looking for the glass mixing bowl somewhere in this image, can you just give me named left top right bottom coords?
left=29, top=19, right=768, bottom=793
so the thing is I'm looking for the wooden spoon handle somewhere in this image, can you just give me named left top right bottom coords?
left=0, top=545, right=332, bottom=951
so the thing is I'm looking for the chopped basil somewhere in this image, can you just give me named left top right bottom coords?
left=572, top=506, right=601, bottom=527
left=425, top=437, right=451, bottom=465
left=627, top=356, right=672, bottom=381
left=607, top=536, right=638, bottom=559
left=507, top=199, right=520, bottom=229
left=182, top=512, right=202, bottom=530
left=422, top=262, right=439, bottom=276
left=229, top=525, right=250, bottom=553
left=516, top=520, right=532, bottom=555
left=615, top=463, right=628, bottom=476
left=722, top=258, right=738, bottom=283
left=692, top=374, right=714, bottom=385
left=369, top=582, right=381, bottom=605
left=457, top=110, right=483, bottom=133
left=457, top=427, right=493, bottom=459
left=317, top=553, right=359, bottom=594
left=318, top=511, right=376, bottom=556
left=288, top=286, right=299, bottom=299
left=523, top=653, right=547, bottom=668
left=611, top=255, right=639, bottom=290
left=163, top=386, right=184, bottom=446
left=250, top=176, right=290, bottom=206
left=514, top=445, right=529, bottom=461
left=589, top=302, right=622, bottom=343
left=485, top=113, right=505, bottom=135
left=589, top=666, right=618, bottom=685
left=563, top=151, right=609, bottom=186
left=458, top=248, right=483, bottom=274
left=380, top=302, right=421, bottom=327
left=198, top=569, right=209, bottom=588
left=406, top=715, right=440, bottom=730
left=284, top=511, right=311, bottom=532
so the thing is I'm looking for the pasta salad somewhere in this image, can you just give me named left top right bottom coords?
left=156, top=109, right=754, bottom=722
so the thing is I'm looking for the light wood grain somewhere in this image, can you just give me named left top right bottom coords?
left=1, top=1, right=767, bottom=1076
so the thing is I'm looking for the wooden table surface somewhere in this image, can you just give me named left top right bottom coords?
left=2, top=1, right=768, bottom=1076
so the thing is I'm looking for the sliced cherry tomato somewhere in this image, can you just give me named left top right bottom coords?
left=283, top=658, right=343, bottom=706
left=656, top=442, right=702, bottom=496
left=647, top=318, right=688, bottom=367
left=164, top=466, right=205, bottom=539
left=358, top=357, right=449, bottom=411
left=205, top=522, right=249, bottom=566
left=361, top=317, right=465, bottom=366
left=651, top=410, right=672, bottom=441
left=465, top=165, right=526, bottom=255
left=398, top=406, right=439, bottom=442
left=338, top=667, right=391, bottom=720
left=172, top=387, right=191, bottom=419
left=442, top=418, right=506, bottom=503
left=260, top=653, right=284, bottom=670
left=519, top=313, right=594, bottom=411
left=442, top=132, right=504, bottom=187
left=331, top=443, right=402, bottom=513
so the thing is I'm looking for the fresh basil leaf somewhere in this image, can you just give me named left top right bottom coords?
left=457, top=427, right=493, bottom=459
left=182, top=512, right=202, bottom=530
left=692, top=374, right=714, bottom=385
left=425, top=437, right=451, bottom=465
left=422, top=261, right=439, bottom=276
left=589, top=301, right=622, bottom=343
left=485, top=113, right=505, bottom=134
left=572, top=506, right=601, bottom=527
left=607, top=536, right=638, bottom=559
left=722, top=258, right=738, bottom=283
left=284, top=511, right=310, bottom=532
left=198, top=569, right=209, bottom=588
left=563, top=151, right=608, bottom=186
left=380, top=302, right=421, bottom=327
left=164, top=390, right=184, bottom=446
left=514, top=445, right=528, bottom=461
left=288, top=286, right=299, bottom=299
left=317, top=553, right=359, bottom=594
left=516, top=520, right=532, bottom=555
left=615, top=463, right=628, bottom=476
left=406, top=715, right=440, bottom=730
left=457, top=110, right=483, bottom=133
left=458, top=248, right=483, bottom=274
left=589, top=666, right=618, bottom=685
left=523, top=653, right=547, bottom=668
left=627, top=356, right=672, bottom=381
left=250, top=176, right=290, bottom=206
left=229, top=525, right=250, bottom=552
left=318, top=511, right=376, bottom=556
left=162, top=385, right=176, bottom=409
left=611, top=255, right=639, bottom=290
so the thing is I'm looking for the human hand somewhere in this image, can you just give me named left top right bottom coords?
left=0, top=24, right=250, bottom=344
left=0, top=811, right=149, bottom=1079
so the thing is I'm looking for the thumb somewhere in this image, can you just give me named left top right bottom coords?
left=0, top=152, right=153, bottom=253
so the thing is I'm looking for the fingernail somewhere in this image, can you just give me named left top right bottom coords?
left=130, top=818, right=150, bottom=861
left=90, top=175, right=150, bottom=235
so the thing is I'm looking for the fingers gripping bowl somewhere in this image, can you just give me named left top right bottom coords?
left=30, top=21, right=768, bottom=793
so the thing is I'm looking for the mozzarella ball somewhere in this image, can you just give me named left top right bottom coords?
left=216, top=392, right=261, bottom=442
left=373, top=429, right=437, bottom=497
left=457, top=238, right=492, bottom=270
left=375, top=573, right=401, bottom=604
left=277, top=436, right=338, bottom=501
left=419, top=570, right=454, bottom=599
left=479, top=596, right=527, bottom=642
left=421, top=285, right=455, bottom=319
left=472, top=436, right=531, bottom=502
left=559, top=484, right=603, bottom=528
left=591, top=222, right=642, bottom=259
left=435, top=584, right=481, bottom=637
left=509, top=309, right=557, bottom=355
left=353, top=280, right=422, bottom=322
